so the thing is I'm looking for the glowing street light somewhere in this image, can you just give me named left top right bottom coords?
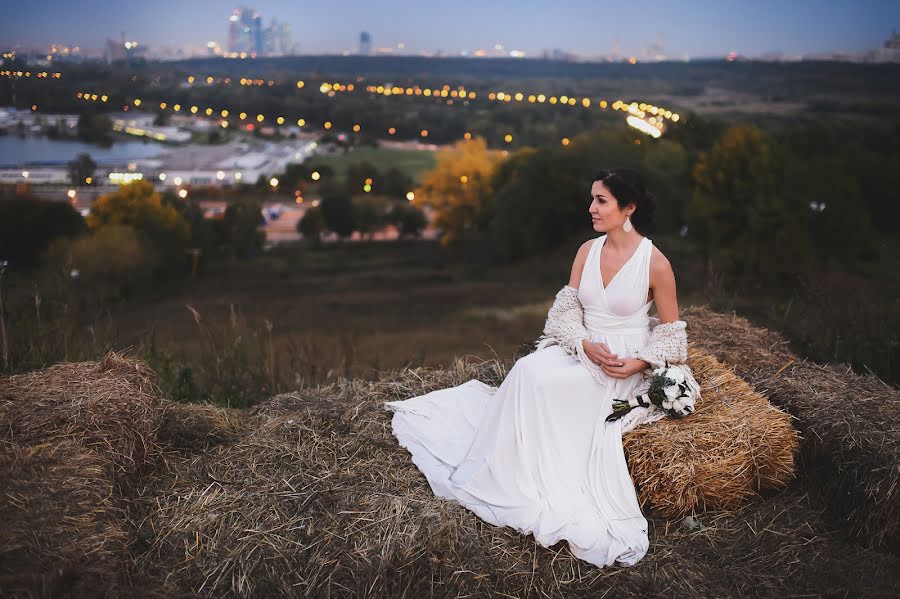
left=178, top=189, right=188, bottom=199
left=67, top=189, right=76, bottom=199
left=406, top=192, right=415, bottom=201
left=311, top=171, right=321, bottom=181
left=269, top=177, right=279, bottom=188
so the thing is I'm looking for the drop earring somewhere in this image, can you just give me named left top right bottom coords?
left=623, top=215, right=633, bottom=232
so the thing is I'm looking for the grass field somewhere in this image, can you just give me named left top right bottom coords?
left=4, top=230, right=896, bottom=407
left=306, top=146, right=437, bottom=182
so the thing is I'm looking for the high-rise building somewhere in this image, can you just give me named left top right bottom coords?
left=359, top=31, right=372, bottom=55
left=228, top=6, right=264, bottom=56
left=227, top=6, right=295, bottom=57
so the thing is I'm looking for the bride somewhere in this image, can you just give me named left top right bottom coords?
left=386, top=168, right=685, bottom=568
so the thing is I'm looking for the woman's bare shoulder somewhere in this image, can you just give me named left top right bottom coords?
left=649, top=244, right=673, bottom=272
left=649, top=244, right=676, bottom=287
left=568, top=238, right=597, bottom=287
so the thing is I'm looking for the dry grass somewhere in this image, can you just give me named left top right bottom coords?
left=0, top=441, right=129, bottom=598
left=0, top=351, right=163, bottom=493
left=684, top=305, right=900, bottom=551
left=131, top=356, right=895, bottom=598
left=2, top=315, right=899, bottom=598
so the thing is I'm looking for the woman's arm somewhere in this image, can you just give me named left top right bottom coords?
left=649, top=246, right=679, bottom=323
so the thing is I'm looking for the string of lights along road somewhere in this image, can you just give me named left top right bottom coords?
left=69, top=87, right=677, bottom=143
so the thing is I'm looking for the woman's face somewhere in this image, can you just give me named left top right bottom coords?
left=589, top=180, right=631, bottom=233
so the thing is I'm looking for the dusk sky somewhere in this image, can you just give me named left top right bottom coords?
left=1, top=0, right=898, bottom=58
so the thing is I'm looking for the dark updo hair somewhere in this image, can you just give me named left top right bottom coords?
left=592, top=168, right=657, bottom=235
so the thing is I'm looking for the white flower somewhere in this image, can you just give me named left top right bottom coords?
left=668, top=368, right=686, bottom=384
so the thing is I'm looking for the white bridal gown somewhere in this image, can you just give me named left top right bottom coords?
left=386, top=235, right=656, bottom=568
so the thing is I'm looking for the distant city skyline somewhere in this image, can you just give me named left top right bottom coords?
left=1, top=0, right=898, bottom=60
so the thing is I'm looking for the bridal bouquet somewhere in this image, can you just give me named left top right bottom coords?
left=606, top=363, right=701, bottom=422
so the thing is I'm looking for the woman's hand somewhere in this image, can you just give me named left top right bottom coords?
left=601, top=358, right=650, bottom=379
left=582, top=340, right=621, bottom=368
left=582, top=340, right=650, bottom=378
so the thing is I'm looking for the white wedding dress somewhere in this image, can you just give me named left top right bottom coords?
left=386, top=235, right=656, bottom=568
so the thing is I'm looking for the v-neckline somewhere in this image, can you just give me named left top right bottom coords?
left=598, top=235, right=646, bottom=291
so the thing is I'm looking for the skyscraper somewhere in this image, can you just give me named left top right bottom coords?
left=359, top=31, right=372, bottom=55
left=228, top=6, right=263, bottom=56
left=227, top=6, right=294, bottom=57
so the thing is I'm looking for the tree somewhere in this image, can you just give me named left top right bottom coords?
left=297, top=205, right=325, bottom=246
left=389, top=202, right=427, bottom=238
left=0, top=197, right=86, bottom=269
left=221, top=197, right=265, bottom=258
left=319, top=181, right=355, bottom=238
left=687, top=125, right=807, bottom=281
left=76, top=113, right=112, bottom=144
left=344, top=161, right=379, bottom=196
left=382, top=167, right=413, bottom=200
left=43, top=225, right=159, bottom=301
left=414, top=137, right=505, bottom=245
left=278, top=163, right=314, bottom=192
left=67, top=153, right=96, bottom=186
left=88, top=180, right=191, bottom=272
left=352, top=195, right=391, bottom=239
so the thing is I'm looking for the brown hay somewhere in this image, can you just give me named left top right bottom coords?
left=158, top=401, right=249, bottom=451
left=132, top=357, right=898, bottom=598
left=0, top=440, right=128, bottom=597
left=624, top=349, right=799, bottom=517
left=0, top=350, right=163, bottom=490
left=684, top=305, right=900, bottom=551
left=4, top=313, right=898, bottom=597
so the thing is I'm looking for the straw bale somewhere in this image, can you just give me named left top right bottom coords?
left=684, top=306, right=900, bottom=550
left=158, top=401, right=249, bottom=451
left=624, top=349, right=799, bottom=517
left=0, top=351, right=163, bottom=490
left=0, top=440, right=128, bottom=597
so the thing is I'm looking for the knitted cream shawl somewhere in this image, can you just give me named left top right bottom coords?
left=534, top=285, right=688, bottom=432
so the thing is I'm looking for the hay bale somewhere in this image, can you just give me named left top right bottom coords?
left=684, top=305, right=900, bottom=551
left=0, top=440, right=128, bottom=596
left=158, top=401, right=249, bottom=451
left=624, top=349, right=799, bottom=517
left=132, top=357, right=898, bottom=598
left=0, top=351, right=163, bottom=489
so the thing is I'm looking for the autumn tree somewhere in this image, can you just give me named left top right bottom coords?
left=88, top=180, right=190, bottom=270
left=414, top=137, right=505, bottom=245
